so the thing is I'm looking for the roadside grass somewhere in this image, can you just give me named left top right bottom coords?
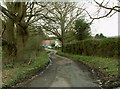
left=57, top=50, right=119, bottom=77
left=2, top=51, right=49, bottom=87
left=0, top=47, right=2, bottom=88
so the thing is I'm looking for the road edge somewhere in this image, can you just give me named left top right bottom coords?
left=2, top=52, right=53, bottom=89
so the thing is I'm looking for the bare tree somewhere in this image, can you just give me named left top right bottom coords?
left=0, top=1, right=46, bottom=63
left=38, top=2, right=85, bottom=52
left=85, top=0, right=119, bottom=20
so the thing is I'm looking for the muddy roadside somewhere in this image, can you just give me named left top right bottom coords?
left=62, top=56, right=120, bottom=89
left=2, top=53, right=52, bottom=89
left=18, top=52, right=101, bottom=87
left=49, top=49, right=120, bottom=88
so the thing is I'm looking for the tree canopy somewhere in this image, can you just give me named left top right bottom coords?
left=74, top=18, right=91, bottom=40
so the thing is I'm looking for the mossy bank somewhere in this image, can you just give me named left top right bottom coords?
left=2, top=51, right=50, bottom=88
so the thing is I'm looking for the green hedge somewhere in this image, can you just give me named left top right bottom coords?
left=63, top=37, right=119, bottom=58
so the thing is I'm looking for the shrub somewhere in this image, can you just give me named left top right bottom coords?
left=63, top=37, right=119, bottom=58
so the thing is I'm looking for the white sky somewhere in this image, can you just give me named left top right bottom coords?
left=91, top=12, right=118, bottom=37
left=1, top=0, right=119, bottom=37
left=85, top=0, right=118, bottom=37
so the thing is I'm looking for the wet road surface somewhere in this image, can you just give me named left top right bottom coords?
left=21, top=52, right=100, bottom=88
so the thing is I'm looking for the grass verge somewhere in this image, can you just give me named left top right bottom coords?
left=2, top=51, right=49, bottom=88
left=57, top=50, right=120, bottom=87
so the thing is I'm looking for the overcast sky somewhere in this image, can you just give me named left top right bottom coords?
left=1, top=0, right=118, bottom=37
left=70, top=0, right=118, bottom=37
left=83, top=0, right=118, bottom=37
left=79, top=0, right=118, bottom=37
left=91, top=12, right=118, bottom=37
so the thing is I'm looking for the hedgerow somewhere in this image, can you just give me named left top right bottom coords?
left=63, top=37, right=119, bottom=58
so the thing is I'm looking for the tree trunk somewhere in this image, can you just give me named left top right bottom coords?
left=61, top=35, right=64, bottom=52
left=2, top=19, right=16, bottom=64
left=16, top=25, right=28, bottom=62
left=61, top=19, right=65, bottom=52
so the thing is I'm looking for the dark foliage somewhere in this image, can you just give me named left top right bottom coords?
left=63, top=37, right=119, bottom=58
left=74, top=18, right=91, bottom=40
left=95, top=33, right=106, bottom=39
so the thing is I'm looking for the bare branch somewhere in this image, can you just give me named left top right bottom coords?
left=84, top=0, right=119, bottom=20
left=94, top=0, right=120, bottom=12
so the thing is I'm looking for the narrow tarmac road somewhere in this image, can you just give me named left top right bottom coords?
left=21, top=51, right=101, bottom=88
